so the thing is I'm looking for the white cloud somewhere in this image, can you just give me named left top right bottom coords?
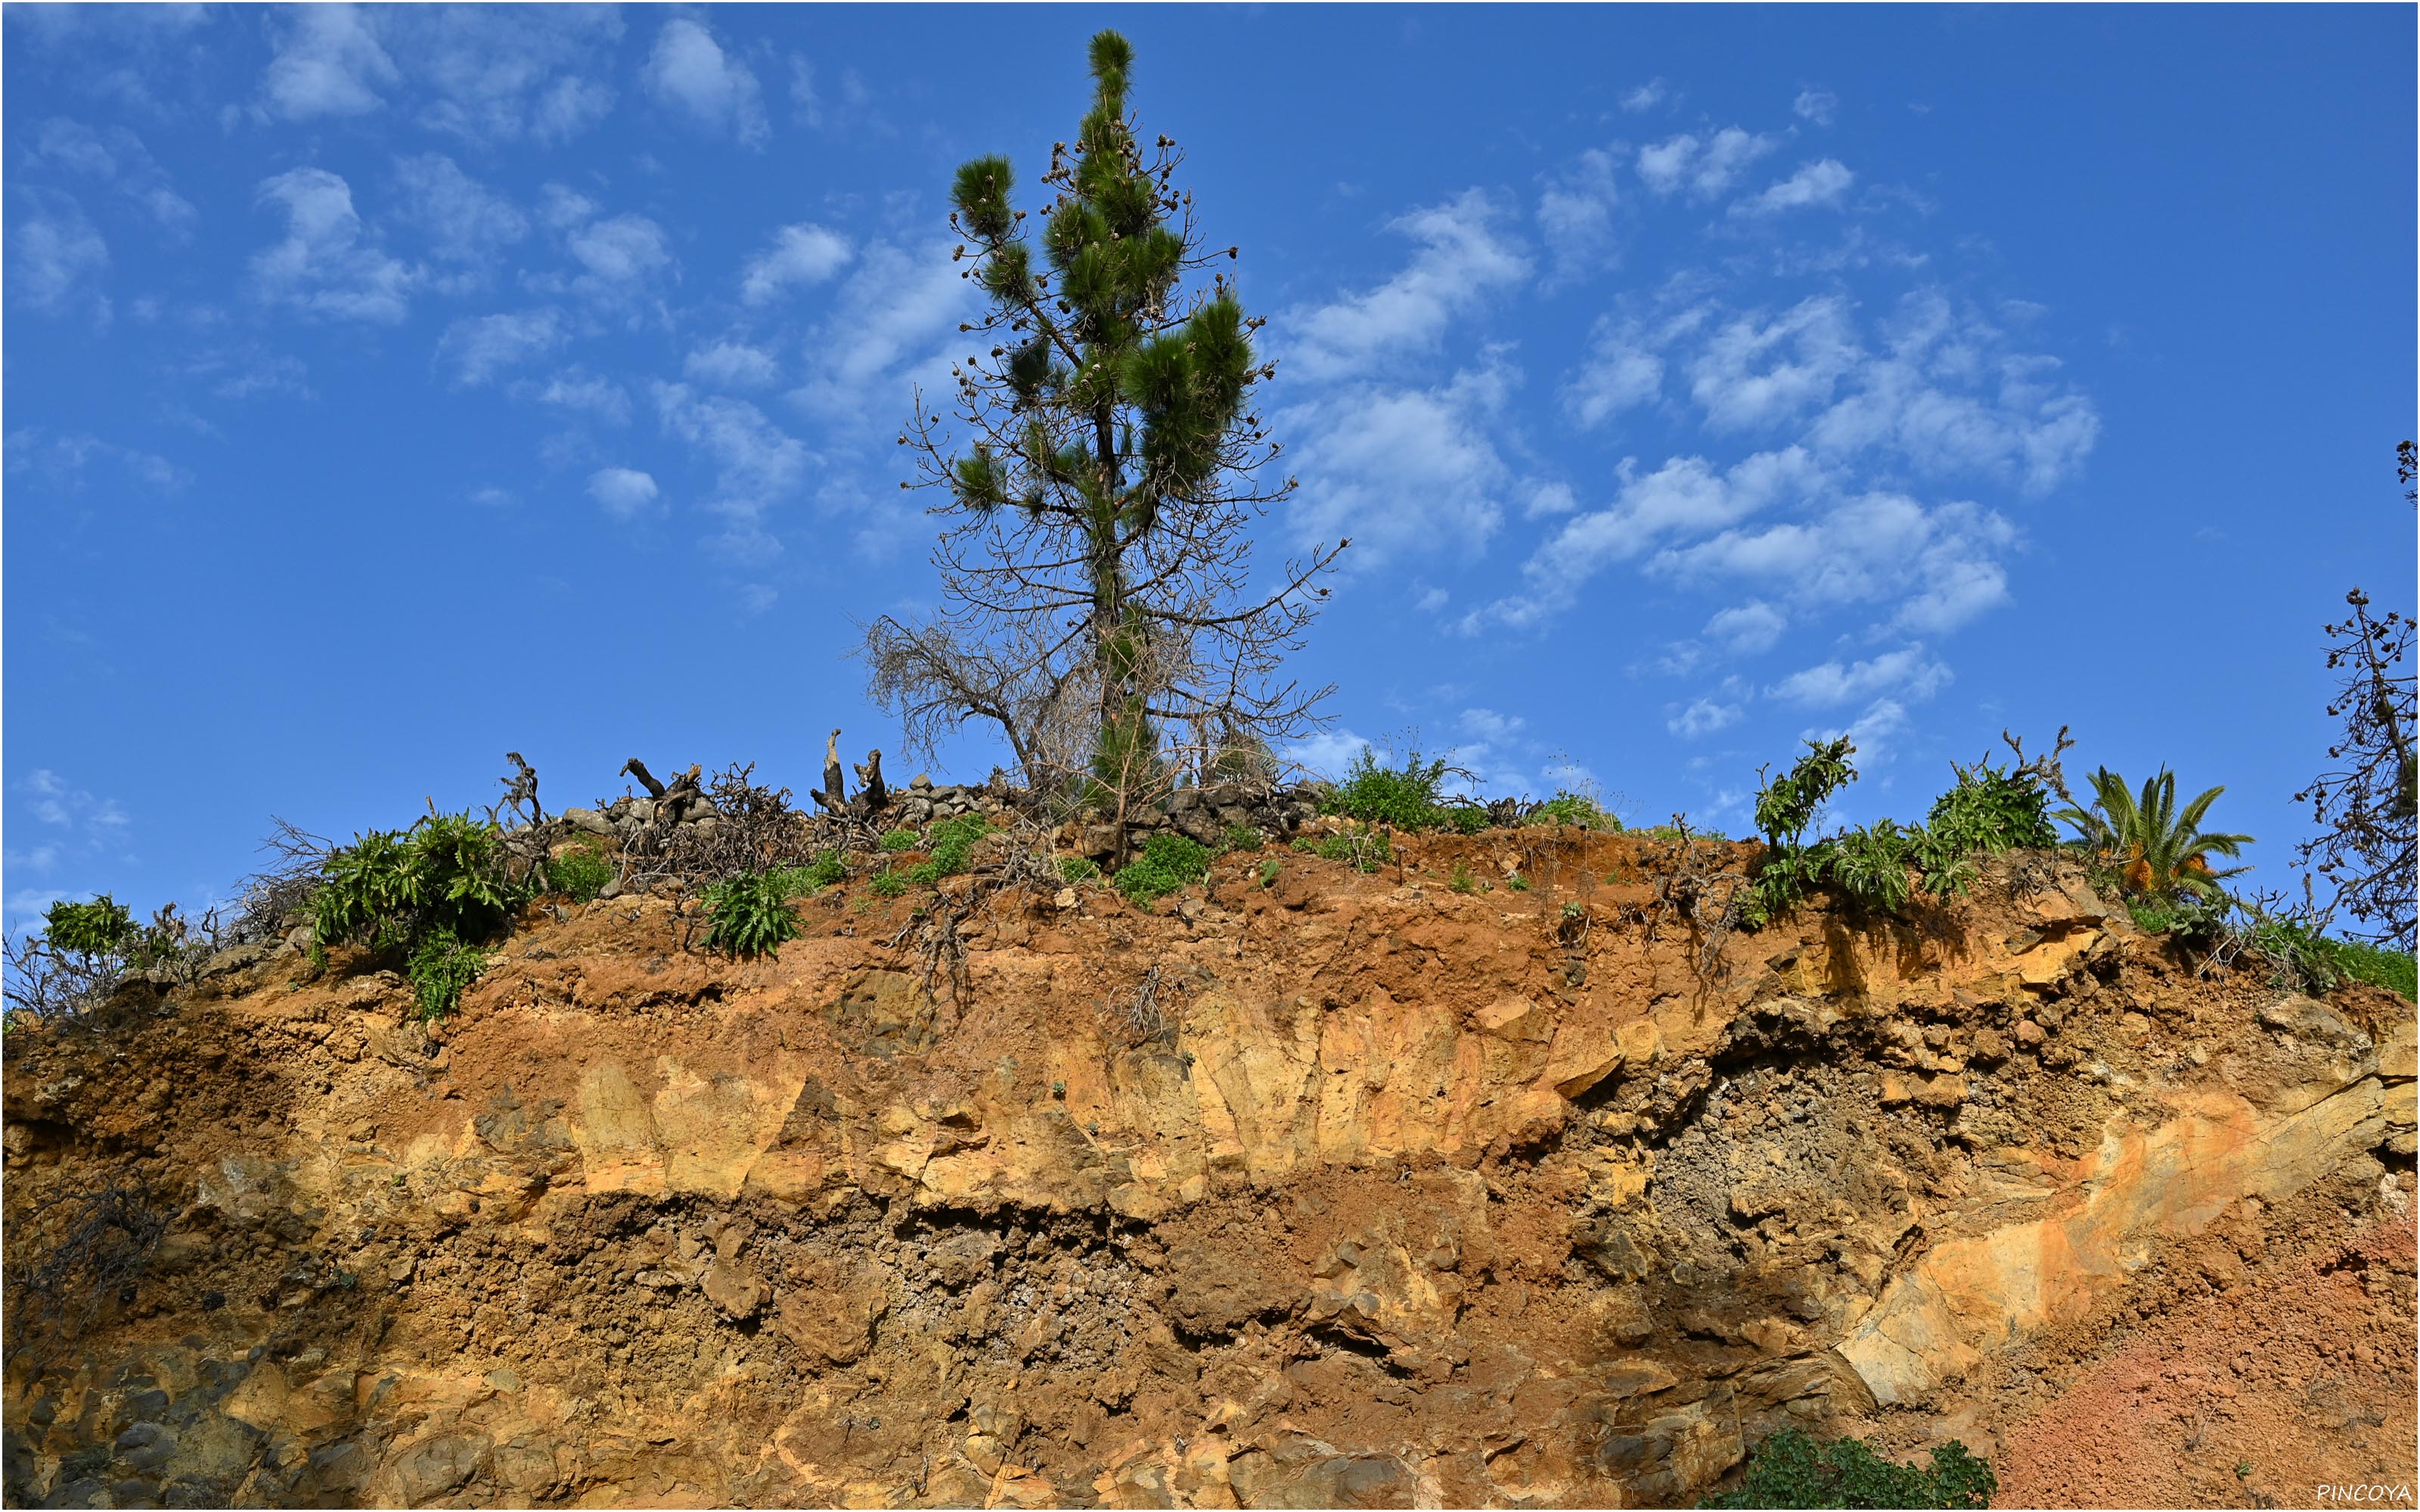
left=1537, top=147, right=1622, bottom=283
left=538, top=366, right=631, bottom=426
left=684, top=340, right=780, bottom=389
left=1703, top=600, right=1787, bottom=655
left=1813, top=697, right=1913, bottom=767
left=588, top=466, right=660, bottom=519
left=1733, top=159, right=1854, bottom=217
left=1620, top=79, right=1669, bottom=113
left=642, top=17, right=766, bottom=146
left=1766, top=646, right=1950, bottom=707
left=437, top=308, right=562, bottom=386
left=1668, top=697, right=1743, bottom=739
left=1285, top=190, right=1530, bottom=382
left=789, top=240, right=973, bottom=425
left=1655, top=491, right=2016, bottom=632
left=9, top=191, right=109, bottom=314
left=1284, top=730, right=1373, bottom=782
left=6, top=429, right=190, bottom=494
left=1524, top=482, right=1579, bottom=519
left=1802, top=290, right=2099, bottom=492
left=1794, top=89, right=1839, bottom=127
left=1686, top=296, right=1861, bottom=431
left=1637, top=128, right=1776, bottom=199
left=566, top=212, right=674, bottom=293
left=1285, top=359, right=1522, bottom=568
left=653, top=383, right=813, bottom=558
left=531, top=75, right=616, bottom=144
left=536, top=184, right=596, bottom=233
left=1460, top=708, right=1526, bottom=743
left=250, top=168, right=417, bottom=323
left=1566, top=320, right=1665, bottom=428
left=31, top=119, right=196, bottom=237
left=393, top=153, right=527, bottom=266
left=259, top=4, right=398, bottom=120
left=1479, top=448, right=1822, bottom=630
left=740, top=223, right=852, bottom=304
left=378, top=6, right=622, bottom=145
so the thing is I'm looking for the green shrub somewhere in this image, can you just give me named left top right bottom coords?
left=1507, top=874, right=1531, bottom=892
left=1702, top=1428, right=1995, bottom=1510
left=1257, top=858, right=1281, bottom=888
left=880, top=828, right=919, bottom=852
left=406, top=928, right=489, bottom=1021
left=1528, top=791, right=1622, bottom=831
left=1925, top=755, right=2058, bottom=857
left=1449, top=862, right=1476, bottom=894
left=1313, top=825, right=1388, bottom=873
left=926, top=814, right=991, bottom=874
left=773, top=850, right=851, bottom=894
left=1322, top=746, right=1484, bottom=832
left=544, top=844, right=616, bottom=903
left=868, top=867, right=911, bottom=898
left=2332, top=938, right=2418, bottom=1000
left=1113, top=835, right=1215, bottom=909
left=42, top=896, right=135, bottom=958
left=700, top=872, right=805, bottom=957
left=1057, top=856, right=1100, bottom=885
left=1224, top=823, right=1264, bottom=851
left=314, top=813, right=520, bottom=956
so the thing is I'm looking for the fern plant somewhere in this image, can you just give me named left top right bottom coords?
left=700, top=872, right=805, bottom=957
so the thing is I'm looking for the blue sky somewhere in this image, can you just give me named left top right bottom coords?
left=5, top=4, right=2413, bottom=930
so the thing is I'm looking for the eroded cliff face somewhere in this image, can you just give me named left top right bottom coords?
left=4, top=834, right=2414, bottom=1509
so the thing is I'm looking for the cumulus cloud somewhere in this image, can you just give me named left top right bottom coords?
left=1733, top=159, right=1854, bottom=216
left=788, top=240, right=973, bottom=425
left=1477, top=448, right=1822, bottom=631
left=250, top=168, right=417, bottom=322
left=1620, top=79, right=1670, bottom=113
left=1802, top=290, right=2099, bottom=492
left=684, top=340, right=780, bottom=388
left=30, top=119, right=196, bottom=237
left=1793, top=88, right=1839, bottom=126
left=1284, top=358, right=1523, bottom=568
left=1766, top=646, right=1950, bottom=707
left=588, top=466, right=660, bottom=519
left=1704, top=600, right=1787, bottom=655
left=643, top=17, right=766, bottom=146
left=380, top=6, right=622, bottom=145
left=1637, top=128, right=1775, bottom=199
left=568, top=214, right=672, bottom=291
left=653, top=382, right=813, bottom=559
left=1284, top=729, right=1373, bottom=782
left=1654, top=492, right=2017, bottom=632
left=259, top=4, right=398, bottom=120
left=9, top=190, right=110, bottom=315
left=437, top=308, right=562, bottom=386
left=1668, top=696, right=1743, bottom=739
left=1285, top=190, right=1529, bottom=382
left=538, top=367, right=631, bottom=426
left=5, top=428, right=190, bottom=494
left=1537, top=147, right=1623, bottom=283
left=393, top=153, right=526, bottom=268
left=740, top=222, right=851, bottom=304
left=1686, top=296, right=1862, bottom=431
left=1565, top=319, right=1666, bottom=428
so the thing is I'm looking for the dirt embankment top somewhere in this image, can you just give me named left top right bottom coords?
left=5, top=835, right=2413, bottom=1509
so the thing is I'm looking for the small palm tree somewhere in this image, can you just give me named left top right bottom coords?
left=2055, top=767, right=2253, bottom=897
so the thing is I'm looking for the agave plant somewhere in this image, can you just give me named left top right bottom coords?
left=2056, top=767, right=2253, bottom=897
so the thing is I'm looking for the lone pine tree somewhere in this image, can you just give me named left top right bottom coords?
left=864, top=30, right=1343, bottom=821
